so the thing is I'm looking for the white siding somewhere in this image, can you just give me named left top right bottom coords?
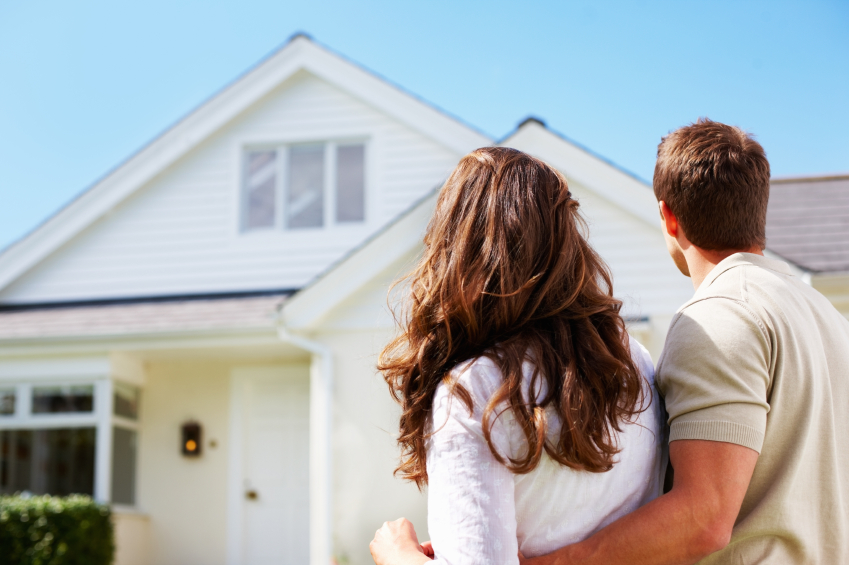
left=0, top=72, right=461, bottom=304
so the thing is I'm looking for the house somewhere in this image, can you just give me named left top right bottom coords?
left=0, top=34, right=835, bottom=565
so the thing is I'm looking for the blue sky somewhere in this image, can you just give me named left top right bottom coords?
left=1, top=0, right=847, bottom=251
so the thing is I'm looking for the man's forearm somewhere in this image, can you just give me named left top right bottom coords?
left=524, top=440, right=758, bottom=565
left=526, top=487, right=725, bottom=565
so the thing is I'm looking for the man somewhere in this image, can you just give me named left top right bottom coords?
left=522, top=118, right=849, bottom=564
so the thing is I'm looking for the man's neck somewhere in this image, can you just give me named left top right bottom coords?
left=685, top=247, right=764, bottom=290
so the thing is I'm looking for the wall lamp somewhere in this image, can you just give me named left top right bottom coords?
left=181, top=421, right=202, bottom=457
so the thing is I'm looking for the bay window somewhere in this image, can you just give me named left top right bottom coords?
left=0, top=379, right=139, bottom=506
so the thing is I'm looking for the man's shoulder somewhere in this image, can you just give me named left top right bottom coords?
left=699, top=258, right=845, bottom=332
left=667, top=295, right=767, bottom=350
left=673, top=266, right=765, bottom=336
left=676, top=260, right=793, bottom=327
left=660, top=281, right=771, bottom=377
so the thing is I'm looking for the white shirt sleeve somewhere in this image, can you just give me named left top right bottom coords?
left=426, top=359, right=519, bottom=565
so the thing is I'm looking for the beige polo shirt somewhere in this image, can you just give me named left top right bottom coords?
left=657, top=253, right=849, bottom=564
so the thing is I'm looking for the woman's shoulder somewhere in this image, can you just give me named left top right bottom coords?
left=430, top=356, right=519, bottom=453
left=433, top=340, right=653, bottom=416
left=434, top=356, right=504, bottom=409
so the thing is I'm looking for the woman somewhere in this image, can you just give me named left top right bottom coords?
left=371, top=147, right=665, bottom=565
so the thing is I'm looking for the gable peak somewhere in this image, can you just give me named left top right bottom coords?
left=517, top=115, right=547, bottom=129
left=287, top=31, right=313, bottom=44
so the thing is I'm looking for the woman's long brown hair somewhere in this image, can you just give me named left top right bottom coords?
left=378, top=147, right=646, bottom=488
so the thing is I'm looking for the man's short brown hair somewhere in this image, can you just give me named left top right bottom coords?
left=654, top=118, right=770, bottom=251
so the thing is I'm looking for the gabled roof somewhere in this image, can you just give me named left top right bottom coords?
left=0, top=34, right=491, bottom=294
left=767, top=174, right=849, bottom=273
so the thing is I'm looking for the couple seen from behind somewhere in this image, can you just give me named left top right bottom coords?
left=369, top=119, right=849, bottom=565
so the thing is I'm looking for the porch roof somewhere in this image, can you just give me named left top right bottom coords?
left=0, top=294, right=290, bottom=341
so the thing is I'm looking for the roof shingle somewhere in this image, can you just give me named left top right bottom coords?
left=0, top=294, right=288, bottom=341
left=766, top=175, right=849, bottom=273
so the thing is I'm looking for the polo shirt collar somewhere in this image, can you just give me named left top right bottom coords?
left=697, top=252, right=795, bottom=293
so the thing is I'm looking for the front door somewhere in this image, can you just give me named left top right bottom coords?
left=228, top=365, right=310, bottom=565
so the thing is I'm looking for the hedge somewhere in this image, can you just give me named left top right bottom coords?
left=0, top=495, right=114, bottom=565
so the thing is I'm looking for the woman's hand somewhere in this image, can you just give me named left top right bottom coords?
left=370, top=518, right=433, bottom=565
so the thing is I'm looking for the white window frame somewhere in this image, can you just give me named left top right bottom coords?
left=0, top=377, right=141, bottom=506
left=239, top=139, right=369, bottom=233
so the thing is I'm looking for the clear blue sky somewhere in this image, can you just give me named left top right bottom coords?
left=1, top=0, right=847, bottom=251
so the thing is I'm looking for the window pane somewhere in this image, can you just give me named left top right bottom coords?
left=287, top=145, right=324, bottom=229
left=111, top=427, right=137, bottom=505
left=244, top=150, right=277, bottom=230
left=0, top=428, right=96, bottom=496
left=0, top=388, right=14, bottom=415
left=0, top=430, right=29, bottom=493
left=336, top=145, right=365, bottom=223
left=114, top=382, right=140, bottom=420
left=32, top=385, right=94, bottom=414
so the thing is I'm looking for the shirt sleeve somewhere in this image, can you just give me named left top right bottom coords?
left=656, top=297, right=771, bottom=453
left=426, top=361, right=519, bottom=565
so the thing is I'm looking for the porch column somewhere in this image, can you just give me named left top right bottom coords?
left=279, top=330, right=334, bottom=565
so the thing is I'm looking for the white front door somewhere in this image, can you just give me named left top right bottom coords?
left=228, top=365, right=310, bottom=565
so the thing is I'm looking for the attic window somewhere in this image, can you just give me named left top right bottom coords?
left=241, top=142, right=366, bottom=232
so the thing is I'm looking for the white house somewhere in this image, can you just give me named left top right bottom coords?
left=1, top=33, right=809, bottom=565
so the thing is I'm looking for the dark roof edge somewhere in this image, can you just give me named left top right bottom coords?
left=0, top=288, right=298, bottom=313
left=771, top=173, right=849, bottom=184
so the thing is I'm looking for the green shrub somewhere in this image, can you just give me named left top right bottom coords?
left=0, top=495, right=114, bottom=565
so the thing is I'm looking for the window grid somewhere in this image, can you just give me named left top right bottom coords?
left=241, top=140, right=367, bottom=232
left=0, top=380, right=140, bottom=507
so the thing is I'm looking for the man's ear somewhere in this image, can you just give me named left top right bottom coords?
left=659, top=200, right=678, bottom=238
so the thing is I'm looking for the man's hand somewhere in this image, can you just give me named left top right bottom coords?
left=521, top=440, right=758, bottom=565
left=370, top=518, right=433, bottom=565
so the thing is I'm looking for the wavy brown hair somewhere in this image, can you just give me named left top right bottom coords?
left=378, top=147, right=646, bottom=488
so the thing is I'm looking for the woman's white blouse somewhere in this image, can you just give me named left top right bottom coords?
left=425, top=338, right=665, bottom=564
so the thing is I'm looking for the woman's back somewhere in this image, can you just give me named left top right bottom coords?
left=426, top=338, right=665, bottom=564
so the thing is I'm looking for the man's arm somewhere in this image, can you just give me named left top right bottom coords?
left=522, top=439, right=758, bottom=565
